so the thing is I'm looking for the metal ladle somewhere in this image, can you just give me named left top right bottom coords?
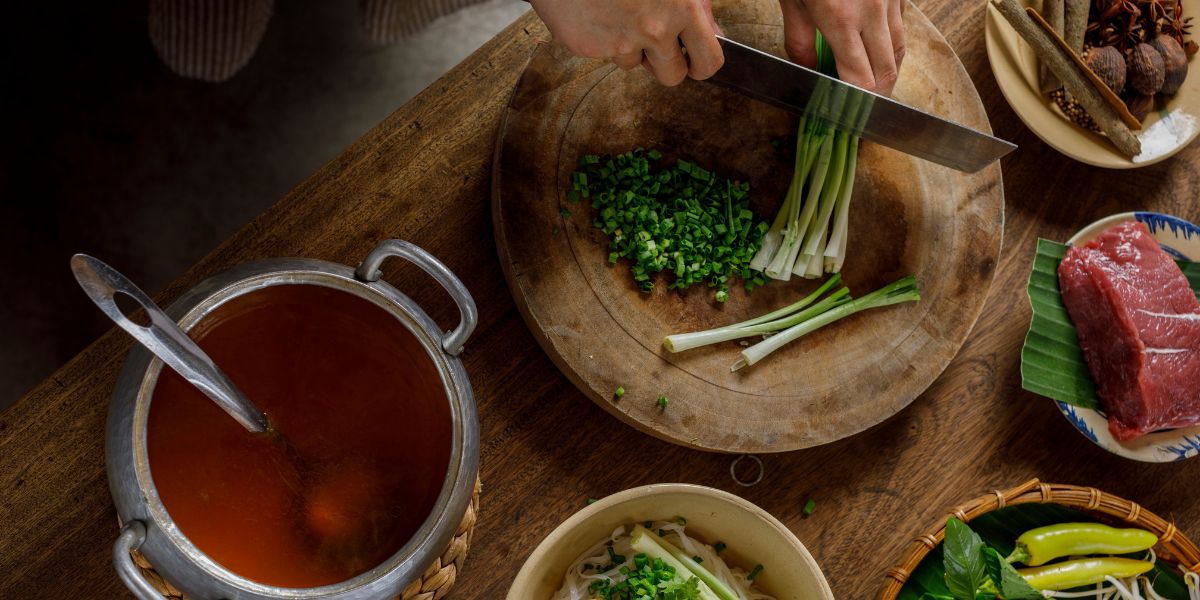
left=71, top=254, right=269, bottom=433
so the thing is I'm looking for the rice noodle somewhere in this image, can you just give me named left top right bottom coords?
left=552, top=520, right=776, bottom=600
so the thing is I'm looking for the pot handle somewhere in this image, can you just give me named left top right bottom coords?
left=355, top=240, right=478, bottom=356
left=113, top=521, right=168, bottom=600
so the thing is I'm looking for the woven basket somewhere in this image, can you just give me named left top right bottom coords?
left=879, top=478, right=1200, bottom=600
left=130, top=477, right=481, bottom=600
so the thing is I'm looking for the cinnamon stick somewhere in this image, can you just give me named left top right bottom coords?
left=1063, top=0, right=1088, bottom=55
left=1040, top=0, right=1065, bottom=92
left=1026, top=7, right=1141, bottom=129
left=991, top=0, right=1141, bottom=157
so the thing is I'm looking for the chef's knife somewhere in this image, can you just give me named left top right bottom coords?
left=707, top=36, right=1015, bottom=172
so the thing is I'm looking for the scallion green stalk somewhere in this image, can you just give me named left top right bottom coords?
left=732, top=275, right=921, bottom=371
left=750, top=30, right=866, bottom=279
left=663, top=274, right=845, bottom=352
left=631, top=525, right=739, bottom=600
left=629, top=525, right=724, bottom=600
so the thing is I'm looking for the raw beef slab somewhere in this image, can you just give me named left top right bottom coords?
left=1057, top=221, right=1200, bottom=441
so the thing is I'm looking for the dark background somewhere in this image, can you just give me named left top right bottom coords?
left=0, top=0, right=525, bottom=408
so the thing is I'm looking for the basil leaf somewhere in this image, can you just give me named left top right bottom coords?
left=982, top=547, right=1041, bottom=600
left=943, top=518, right=987, bottom=600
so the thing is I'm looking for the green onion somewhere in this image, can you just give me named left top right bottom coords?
left=733, top=275, right=920, bottom=371
left=657, top=395, right=669, bottom=410
left=615, top=386, right=625, bottom=398
left=662, top=273, right=846, bottom=352
left=571, top=149, right=769, bottom=301
left=664, top=273, right=919, bottom=369
left=747, top=564, right=764, bottom=581
left=630, top=525, right=737, bottom=600
left=803, top=499, right=817, bottom=516
left=587, top=498, right=598, bottom=505
left=749, top=31, right=871, bottom=279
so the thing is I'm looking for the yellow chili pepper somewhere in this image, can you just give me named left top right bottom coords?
left=1007, top=522, right=1158, bottom=566
left=1019, top=557, right=1154, bottom=590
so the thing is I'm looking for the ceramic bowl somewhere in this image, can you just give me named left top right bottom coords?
left=506, top=483, right=833, bottom=600
left=985, top=1, right=1200, bottom=168
left=1055, top=212, right=1200, bottom=462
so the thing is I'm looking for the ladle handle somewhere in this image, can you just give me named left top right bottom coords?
left=70, top=254, right=269, bottom=433
left=113, top=521, right=166, bottom=600
left=355, top=240, right=478, bottom=356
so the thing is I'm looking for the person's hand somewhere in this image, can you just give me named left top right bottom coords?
left=529, top=0, right=724, bottom=86
left=778, top=0, right=906, bottom=96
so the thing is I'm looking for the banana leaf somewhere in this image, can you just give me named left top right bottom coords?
left=897, top=503, right=1191, bottom=600
left=1020, top=239, right=1200, bottom=410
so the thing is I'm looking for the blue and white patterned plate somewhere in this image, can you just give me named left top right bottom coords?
left=1059, top=212, right=1200, bottom=462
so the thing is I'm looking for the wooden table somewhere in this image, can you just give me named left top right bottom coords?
left=3, top=4, right=1198, bottom=598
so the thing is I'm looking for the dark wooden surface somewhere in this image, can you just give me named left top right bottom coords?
left=2, top=3, right=1198, bottom=599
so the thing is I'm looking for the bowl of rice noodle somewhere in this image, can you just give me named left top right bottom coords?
left=506, top=483, right=833, bottom=600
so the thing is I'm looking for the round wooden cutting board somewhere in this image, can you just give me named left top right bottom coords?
left=492, top=0, right=1004, bottom=453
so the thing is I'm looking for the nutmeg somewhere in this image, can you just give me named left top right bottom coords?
left=1150, top=36, right=1188, bottom=95
left=1127, top=43, right=1166, bottom=95
left=1085, top=46, right=1127, bottom=94
left=1125, top=93, right=1156, bottom=123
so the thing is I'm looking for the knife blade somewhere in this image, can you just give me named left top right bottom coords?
left=706, top=36, right=1015, bottom=173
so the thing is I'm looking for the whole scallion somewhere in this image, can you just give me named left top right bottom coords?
left=663, top=274, right=920, bottom=371
left=750, top=31, right=871, bottom=280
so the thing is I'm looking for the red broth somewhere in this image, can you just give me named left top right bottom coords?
left=147, top=284, right=452, bottom=588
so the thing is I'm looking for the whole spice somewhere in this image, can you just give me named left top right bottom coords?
left=1151, top=34, right=1189, bottom=94
left=1127, top=42, right=1166, bottom=94
left=1126, top=92, right=1157, bottom=121
left=1063, top=0, right=1088, bottom=53
left=996, top=0, right=1142, bottom=156
left=1088, top=0, right=1196, bottom=55
left=1084, top=45, right=1127, bottom=93
left=1041, top=0, right=1066, bottom=91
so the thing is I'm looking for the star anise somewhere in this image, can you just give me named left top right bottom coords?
left=1138, top=0, right=1170, bottom=24
left=1100, top=0, right=1140, bottom=20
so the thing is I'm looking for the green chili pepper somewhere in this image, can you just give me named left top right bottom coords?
left=1006, top=522, right=1158, bottom=566
left=1018, top=557, right=1154, bottom=590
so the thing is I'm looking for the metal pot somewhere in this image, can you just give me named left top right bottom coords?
left=106, top=240, right=480, bottom=600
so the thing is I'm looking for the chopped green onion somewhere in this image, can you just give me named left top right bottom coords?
left=571, top=148, right=769, bottom=301
left=615, top=386, right=625, bottom=398
left=657, top=395, right=669, bottom=410
left=803, top=499, right=817, bottom=516
left=747, top=564, right=764, bottom=581
left=587, top=498, right=598, bottom=505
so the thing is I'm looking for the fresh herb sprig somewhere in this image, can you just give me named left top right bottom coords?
left=571, top=149, right=769, bottom=302
left=941, top=518, right=1040, bottom=600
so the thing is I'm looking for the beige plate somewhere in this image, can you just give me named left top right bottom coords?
left=492, top=0, right=1004, bottom=454
left=505, top=483, right=834, bottom=600
left=985, top=0, right=1200, bottom=168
